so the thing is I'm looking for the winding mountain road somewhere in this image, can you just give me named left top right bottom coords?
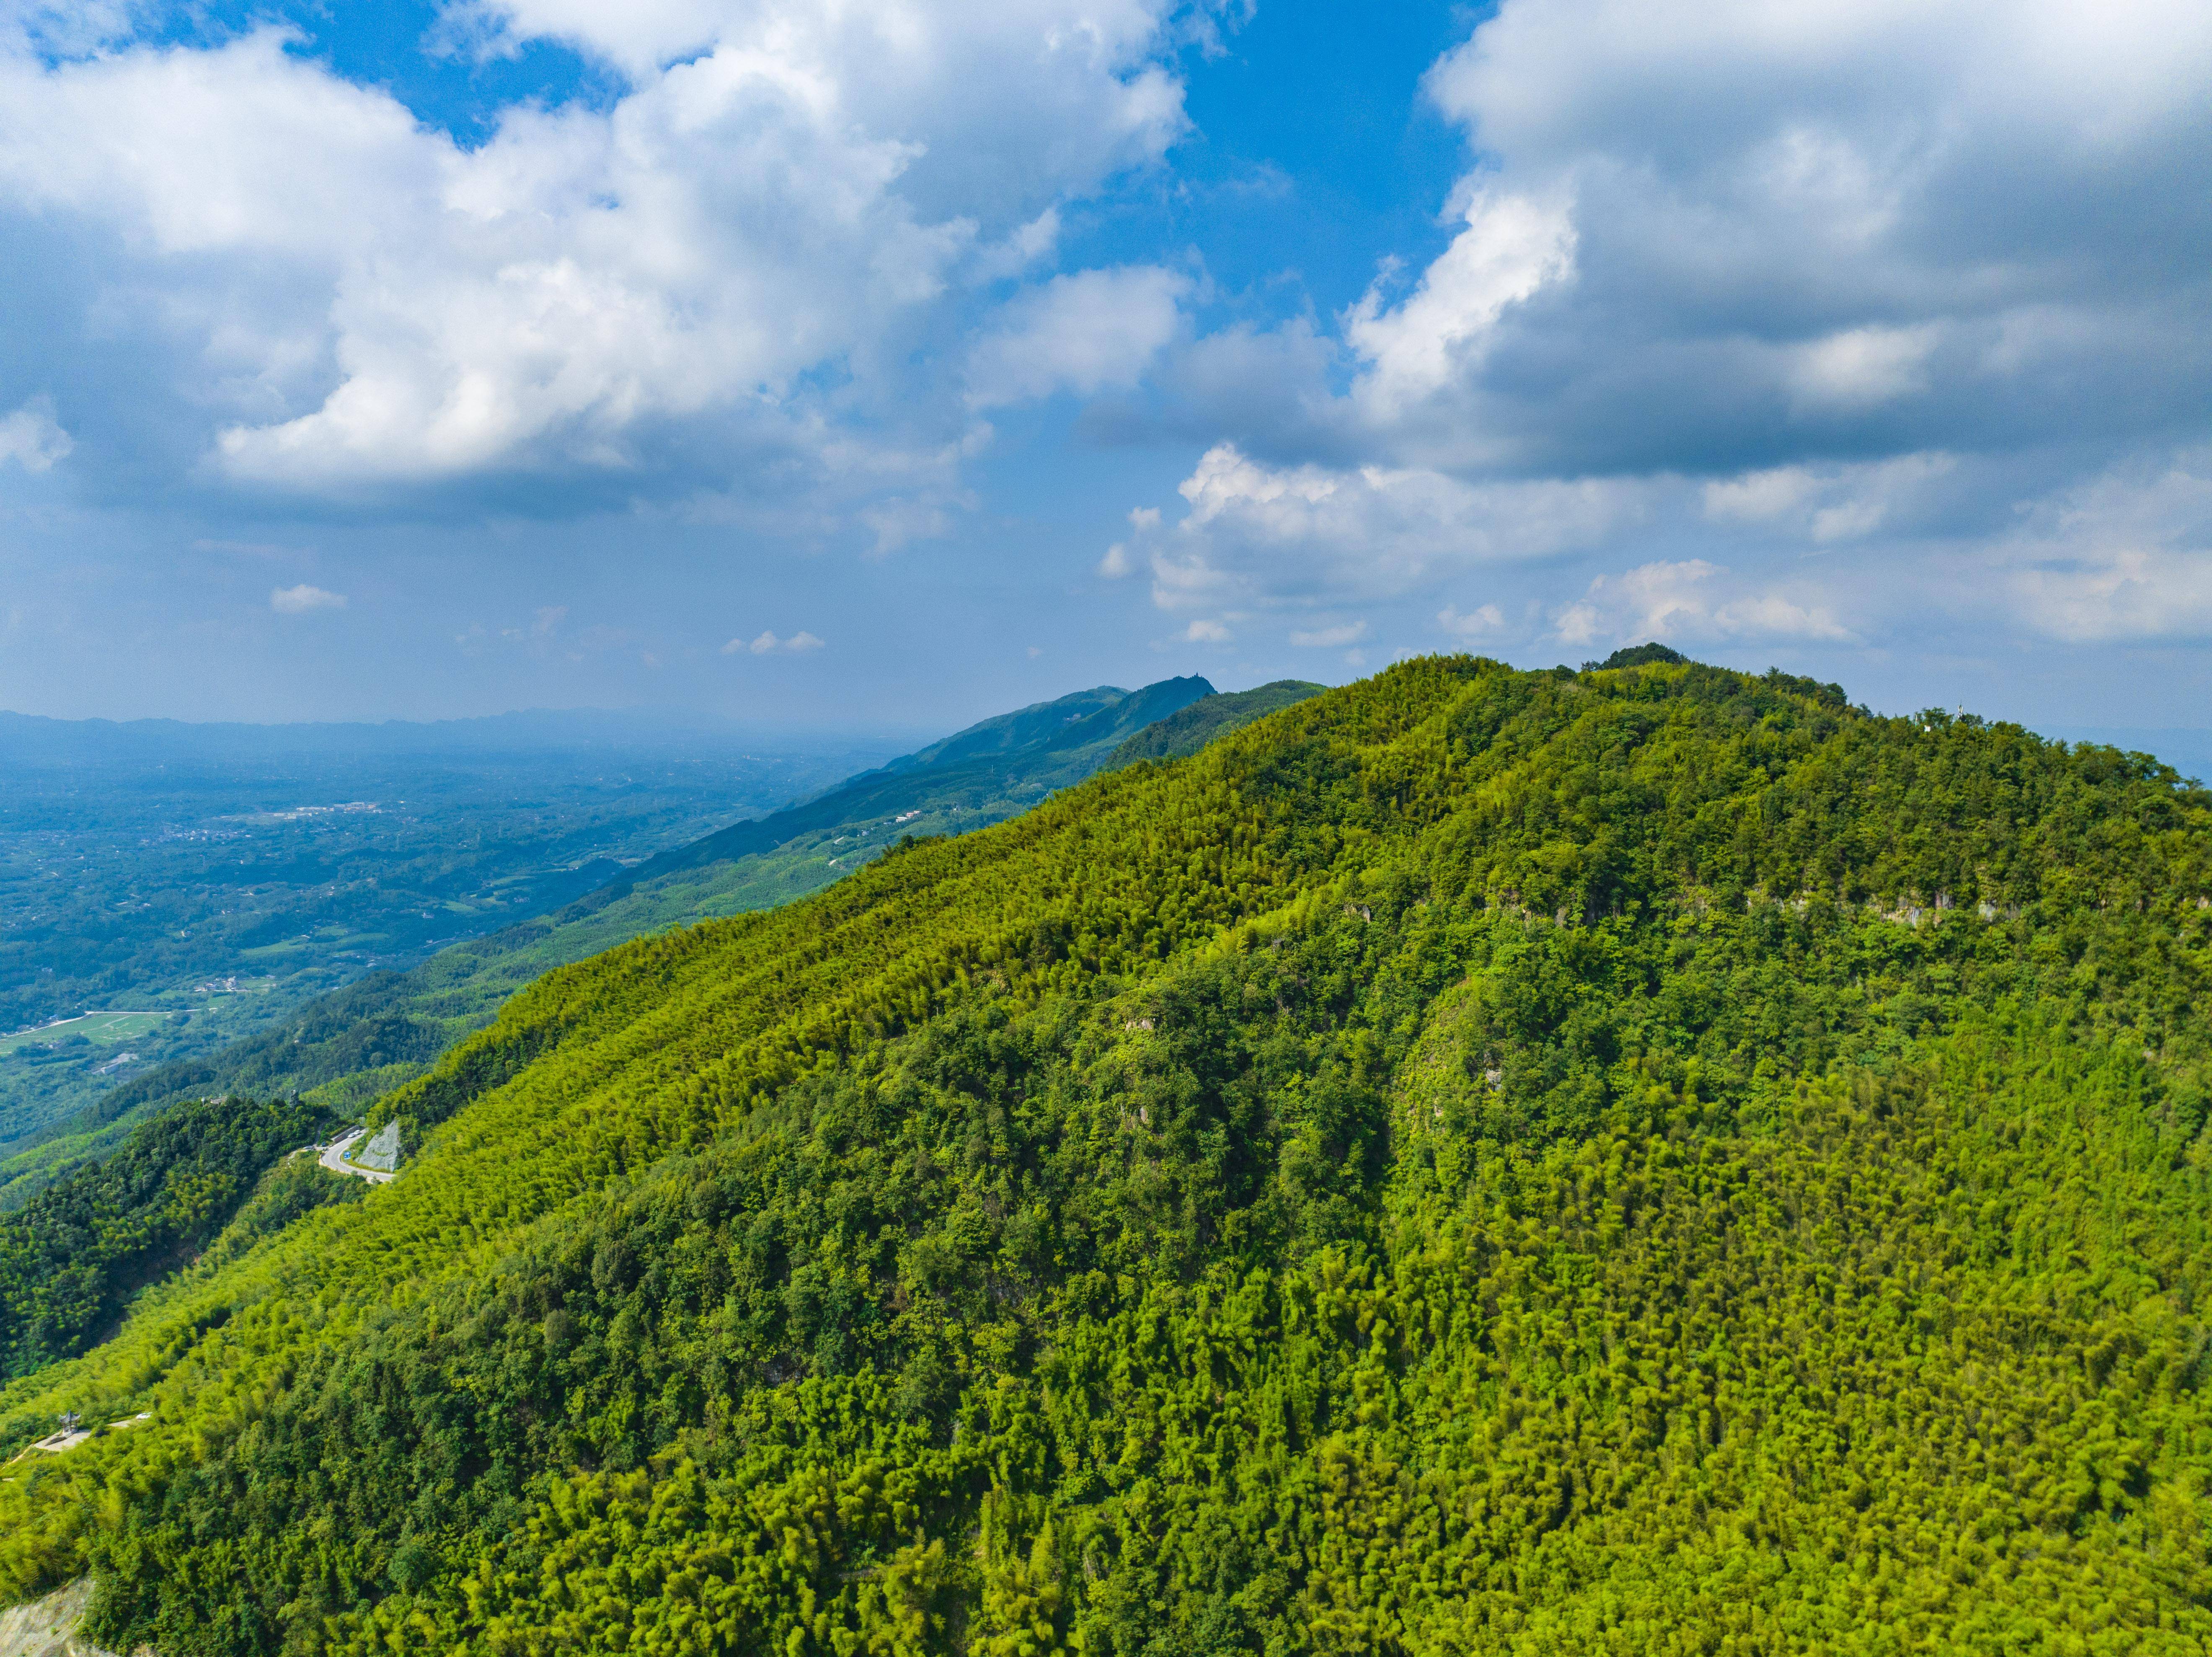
left=318, top=1128, right=393, bottom=1185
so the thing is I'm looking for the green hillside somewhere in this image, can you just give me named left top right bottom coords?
left=4, top=655, right=2211, bottom=1654
left=1105, top=679, right=1326, bottom=767
left=0, top=1094, right=357, bottom=1379
left=0, top=678, right=1227, bottom=1212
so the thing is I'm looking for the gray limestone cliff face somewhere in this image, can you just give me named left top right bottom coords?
left=0, top=1578, right=137, bottom=1657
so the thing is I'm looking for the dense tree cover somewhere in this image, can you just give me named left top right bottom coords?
left=0, top=968, right=470, bottom=1212
left=0, top=1094, right=176, bottom=1213
left=1106, top=682, right=1327, bottom=768
left=0, top=1092, right=342, bottom=1378
left=1586, top=643, right=1690, bottom=671
left=1, top=677, right=1239, bottom=1211
left=1, top=655, right=2209, bottom=1654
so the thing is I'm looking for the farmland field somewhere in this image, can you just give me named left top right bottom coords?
left=0, top=1011, right=170, bottom=1056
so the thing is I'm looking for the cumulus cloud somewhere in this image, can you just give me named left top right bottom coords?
left=9, top=0, right=2210, bottom=707
left=1366, top=0, right=2212, bottom=477
left=858, top=499, right=955, bottom=557
left=1553, top=560, right=1850, bottom=648
left=966, top=266, right=1192, bottom=408
left=2011, top=550, right=2212, bottom=643
left=270, top=583, right=346, bottom=613
left=1109, top=0, right=2212, bottom=663
left=0, top=2, right=1194, bottom=508
left=1345, top=188, right=1575, bottom=428
left=1786, top=325, right=1942, bottom=416
left=0, top=398, right=70, bottom=471
left=1437, top=603, right=1505, bottom=638
left=1700, top=452, right=1959, bottom=544
left=1146, top=441, right=1644, bottom=613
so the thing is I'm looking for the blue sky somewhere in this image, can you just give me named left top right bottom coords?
left=2, top=0, right=2209, bottom=741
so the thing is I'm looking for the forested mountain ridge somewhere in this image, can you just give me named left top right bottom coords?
left=2, top=654, right=2209, bottom=1654
left=0, top=676, right=1236, bottom=1212
left=624, top=674, right=1216, bottom=883
left=1104, top=679, right=1325, bottom=767
left=0, top=674, right=1316, bottom=1463
left=0, top=1094, right=356, bottom=1380
left=873, top=679, right=1208, bottom=774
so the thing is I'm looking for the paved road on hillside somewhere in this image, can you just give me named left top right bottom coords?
left=318, top=1128, right=393, bottom=1185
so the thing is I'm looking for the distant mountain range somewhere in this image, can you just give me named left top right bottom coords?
left=1105, top=680, right=1325, bottom=767
left=628, top=675, right=1217, bottom=883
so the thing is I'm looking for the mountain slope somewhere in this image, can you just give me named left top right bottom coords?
left=3, top=656, right=2209, bottom=1654
left=626, top=674, right=1213, bottom=881
left=0, top=678, right=1223, bottom=1210
left=0, top=1094, right=356, bottom=1379
left=1105, top=679, right=1325, bottom=767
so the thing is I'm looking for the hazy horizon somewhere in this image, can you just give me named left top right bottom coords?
left=5, top=684, right=2212, bottom=798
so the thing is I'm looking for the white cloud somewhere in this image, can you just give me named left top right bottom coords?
left=1407, top=1, right=2203, bottom=471
left=452, top=0, right=1189, bottom=161
left=0, top=398, right=70, bottom=471
left=1437, top=603, right=1504, bottom=638
left=966, top=265, right=1192, bottom=408
left=1700, top=452, right=1957, bottom=543
left=1183, top=618, right=1230, bottom=643
left=1289, top=621, right=1366, bottom=648
left=726, top=629, right=825, bottom=654
left=1701, top=469, right=1819, bottom=523
left=858, top=499, right=954, bottom=556
left=1345, top=188, right=1576, bottom=425
left=2001, top=449, right=2212, bottom=641
left=1148, top=441, right=1644, bottom=612
left=1786, top=325, right=1942, bottom=415
left=270, top=583, right=346, bottom=614
left=1272, top=0, right=2212, bottom=484
left=1177, top=443, right=1341, bottom=524
left=969, top=207, right=1063, bottom=283
left=1555, top=560, right=1849, bottom=647
left=2011, top=550, right=2212, bottom=643
left=1106, top=0, right=2212, bottom=664
left=0, top=3, right=1195, bottom=503
left=1098, top=543, right=1133, bottom=578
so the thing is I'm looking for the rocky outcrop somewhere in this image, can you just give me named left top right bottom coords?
left=0, top=1580, right=127, bottom=1657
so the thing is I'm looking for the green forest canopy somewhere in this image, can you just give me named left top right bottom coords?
left=0, top=675, right=1256, bottom=1213
left=1, top=653, right=2209, bottom=1654
left=0, top=1092, right=350, bottom=1380
left=1104, top=681, right=1325, bottom=767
